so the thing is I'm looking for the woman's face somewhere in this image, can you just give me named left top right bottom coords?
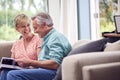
left=16, top=21, right=31, bottom=37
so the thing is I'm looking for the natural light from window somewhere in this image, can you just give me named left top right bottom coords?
left=0, top=0, right=48, bottom=41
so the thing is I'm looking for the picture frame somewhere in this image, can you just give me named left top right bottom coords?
left=114, top=15, right=120, bottom=34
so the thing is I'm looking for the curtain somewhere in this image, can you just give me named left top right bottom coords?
left=59, top=0, right=78, bottom=44
left=48, top=0, right=78, bottom=45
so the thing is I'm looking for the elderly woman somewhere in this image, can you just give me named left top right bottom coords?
left=11, top=13, right=42, bottom=60
left=0, top=13, right=42, bottom=80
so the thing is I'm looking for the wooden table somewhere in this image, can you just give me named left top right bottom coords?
left=103, top=33, right=120, bottom=37
left=102, top=33, right=120, bottom=43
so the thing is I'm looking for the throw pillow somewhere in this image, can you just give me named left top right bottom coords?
left=68, top=38, right=108, bottom=55
left=53, top=38, right=109, bottom=80
left=104, top=40, right=120, bottom=51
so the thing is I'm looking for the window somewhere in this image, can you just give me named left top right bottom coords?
left=0, top=0, right=48, bottom=41
left=90, top=0, right=118, bottom=40
left=99, top=0, right=118, bottom=36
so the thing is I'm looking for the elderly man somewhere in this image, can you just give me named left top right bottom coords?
left=2, top=12, right=72, bottom=80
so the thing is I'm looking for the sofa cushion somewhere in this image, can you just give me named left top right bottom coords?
left=68, top=38, right=108, bottom=55
left=53, top=38, right=108, bottom=80
left=0, top=41, right=14, bottom=60
left=104, top=40, right=120, bottom=51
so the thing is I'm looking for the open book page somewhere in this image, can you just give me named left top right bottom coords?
left=0, top=57, right=23, bottom=70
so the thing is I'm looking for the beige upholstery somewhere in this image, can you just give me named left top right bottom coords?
left=0, top=41, right=14, bottom=60
left=104, top=40, right=120, bottom=51
left=1, top=40, right=120, bottom=80
left=62, top=49, right=120, bottom=80
left=83, top=62, right=120, bottom=80
left=72, top=40, right=90, bottom=49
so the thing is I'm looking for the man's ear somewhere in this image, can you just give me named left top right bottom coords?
left=42, top=22, right=47, bottom=26
left=41, top=22, right=47, bottom=30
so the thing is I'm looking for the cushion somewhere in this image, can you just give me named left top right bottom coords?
left=104, top=40, right=120, bottom=51
left=53, top=38, right=108, bottom=80
left=68, top=38, right=108, bottom=55
left=72, top=40, right=91, bottom=49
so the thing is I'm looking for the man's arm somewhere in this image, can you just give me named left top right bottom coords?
left=30, top=59, right=59, bottom=69
left=15, top=59, right=59, bottom=69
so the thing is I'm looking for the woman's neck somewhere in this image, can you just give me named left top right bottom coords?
left=23, top=33, right=34, bottom=42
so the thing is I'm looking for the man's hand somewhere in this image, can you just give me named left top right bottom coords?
left=15, top=58, right=59, bottom=69
left=15, top=58, right=32, bottom=68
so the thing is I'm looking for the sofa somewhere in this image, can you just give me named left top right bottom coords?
left=0, top=41, right=14, bottom=60
left=62, top=39, right=120, bottom=80
left=1, top=39, right=120, bottom=80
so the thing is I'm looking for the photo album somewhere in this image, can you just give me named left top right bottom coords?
left=0, top=57, right=23, bottom=70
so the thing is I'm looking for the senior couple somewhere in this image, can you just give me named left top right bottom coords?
left=0, top=12, right=72, bottom=80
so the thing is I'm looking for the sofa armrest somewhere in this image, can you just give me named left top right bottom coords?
left=62, top=51, right=120, bottom=80
left=82, top=62, right=120, bottom=80
left=0, top=41, right=14, bottom=60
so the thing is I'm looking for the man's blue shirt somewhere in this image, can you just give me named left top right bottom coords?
left=38, top=28, right=72, bottom=65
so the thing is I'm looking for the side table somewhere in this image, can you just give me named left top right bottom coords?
left=102, top=33, right=120, bottom=43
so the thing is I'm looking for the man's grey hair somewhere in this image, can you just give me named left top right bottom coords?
left=32, top=12, right=53, bottom=27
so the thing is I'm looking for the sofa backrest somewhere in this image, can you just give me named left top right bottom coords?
left=0, top=41, right=14, bottom=60
left=72, top=40, right=91, bottom=49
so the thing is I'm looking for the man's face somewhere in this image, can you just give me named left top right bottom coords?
left=32, top=19, right=41, bottom=33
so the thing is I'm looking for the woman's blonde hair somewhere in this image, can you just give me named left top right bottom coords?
left=14, top=14, right=30, bottom=28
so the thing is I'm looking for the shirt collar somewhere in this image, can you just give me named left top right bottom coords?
left=43, top=28, right=56, bottom=41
